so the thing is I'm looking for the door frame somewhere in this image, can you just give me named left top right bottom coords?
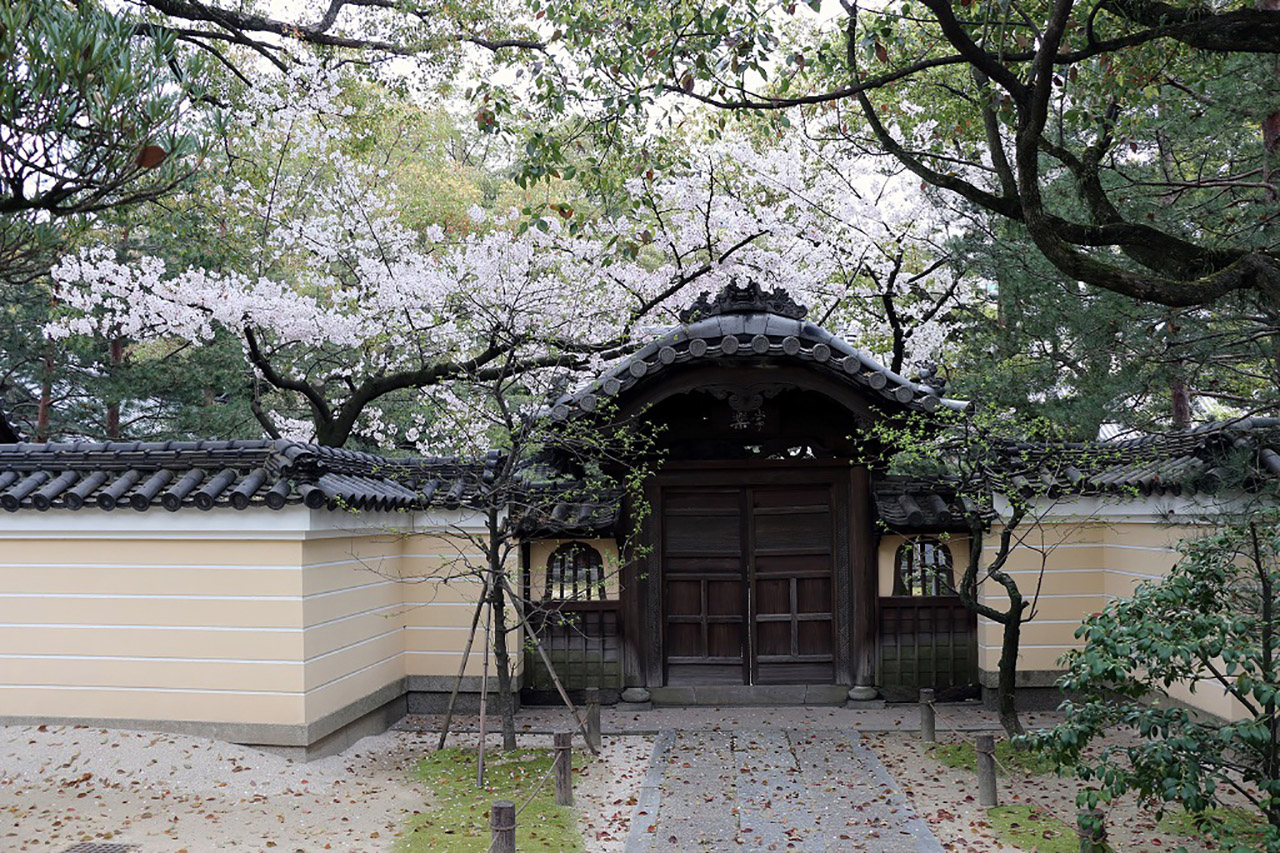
left=630, top=459, right=870, bottom=688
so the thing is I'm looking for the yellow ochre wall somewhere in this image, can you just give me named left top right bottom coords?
left=0, top=507, right=513, bottom=744
left=877, top=517, right=1245, bottom=721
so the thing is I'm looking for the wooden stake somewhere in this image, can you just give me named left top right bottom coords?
left=490, top=800, right=516, bottom=853
left=1078, top=807, right=1107, bottom=853
left=585, top=687, right=602, bottom=753
left=554, top=731, right=574, bottom=806
left=499, top=577, right=598, bottom=755
left=437, top=584, right=488, bottom=751
left=976, top=734, right=998, bottom=807
left=477, top=598, right=492, bottom=788
left=919, top=688, right=936, bottom=743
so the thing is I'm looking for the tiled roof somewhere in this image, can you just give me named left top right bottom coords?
left=872, top=478, right=980, bottom=531
left=550, top=311, right=966, bottom=421
left=994, top=417, right=1280, bottom=498
left=0, top=439, right=491, bottom=513
left=872, top=418, right=1280, bottom=531
left=514, top=489, right=624, bottom=538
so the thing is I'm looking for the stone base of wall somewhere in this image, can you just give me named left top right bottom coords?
left=405, top=675, right=524, bottom=715
left=256, top=692, right=408, bottom=762
left=978, top=668, right=1070, bottom=713
left=980, top=684, right=1066, bottom=712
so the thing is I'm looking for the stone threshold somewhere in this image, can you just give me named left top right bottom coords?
left=648, top=684, right=850, bottom=706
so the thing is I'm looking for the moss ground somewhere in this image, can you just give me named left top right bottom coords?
left=1157, top=807, right=1269, bottom=850
left=400, top=747, right=587, bottom=852
left=986, top=805, right=1080, bottom=853
left=928, top=738, right=1057, bottom=776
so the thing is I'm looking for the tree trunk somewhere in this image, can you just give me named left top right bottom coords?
left=36, top=339, right=54, bottom=442
left=106, top=336, right=123, bottom=439
left=997, top=617, right=1025, bottom=737
left=487, top=511, right=518, bottom=752
left=1252, top=524, right=1280, bottom=830
left=1263, top=0, right=1280, bottom=196
left=1170, top=371, right=1192, bottom=430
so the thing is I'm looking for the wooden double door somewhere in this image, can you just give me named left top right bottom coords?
left=662, top=481, right=838, bottom=685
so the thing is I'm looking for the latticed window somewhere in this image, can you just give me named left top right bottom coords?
left=893, top=538, right=955, bottom=596
left=543, top=542, right=607, bottom=602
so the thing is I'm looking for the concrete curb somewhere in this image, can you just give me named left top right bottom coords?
left=623, top=730, right=674, bottom=853
left=850, top=734, right=947, bottom=853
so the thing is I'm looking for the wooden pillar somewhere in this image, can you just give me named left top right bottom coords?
left=850, top=465, right=877, bottom=689
left=642, top=478, right=664, bottom=687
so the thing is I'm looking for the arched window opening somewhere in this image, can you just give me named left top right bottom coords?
left=893, top=538, right=955, bottom=597
left=544, top=541, right=606, bottom=602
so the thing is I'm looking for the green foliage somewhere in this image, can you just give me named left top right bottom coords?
left=0, top=0, right=206, bottom=285
left=1030, top=512, right=1280, bottom=852
left=404, top=747, right=587, bottom=851
left=518, top=0, right=1280, bottom=428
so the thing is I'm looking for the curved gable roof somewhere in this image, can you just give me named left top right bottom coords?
left=550, top=282, right=966, bottom=421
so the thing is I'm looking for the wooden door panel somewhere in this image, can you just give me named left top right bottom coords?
left=749, top=486, right=836, bottom=685
left=796, top=577, right=832, bottom=613
left=664, top=513, right=740, bottom=553
left=708, top=622, right=744, bottom=658
left=707, top=579, right=743, bottom=615
left=798, top=620, right=831, bottom=655
left=755, top=578, right=791, bottom=614
left=662, top=488, right=747, bottom=685
left=755, top=553, right=829, bottom=574
left=662, top=481, right=839, bottom=686
left=754, top=511, right=831, bottom=552
left=664, top=488, right=740, bottom=511
left=665, top=580, right=703, bottom=616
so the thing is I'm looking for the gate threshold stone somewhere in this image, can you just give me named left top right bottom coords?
left=649, top=684, right=849, bottom=706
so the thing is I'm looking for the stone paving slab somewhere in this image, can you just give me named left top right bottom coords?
left=628, top=729, right=944, bottom=852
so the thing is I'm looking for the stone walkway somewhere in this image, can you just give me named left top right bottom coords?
left=625, top=729, right=944, bottom=852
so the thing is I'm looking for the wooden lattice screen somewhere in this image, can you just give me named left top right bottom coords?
left=879, top=538, right=978, bottom=701
left=523, top=542, right=622, bottom=702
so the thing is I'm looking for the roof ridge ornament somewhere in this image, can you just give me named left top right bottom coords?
left=678, top=278, right=808, bottom=323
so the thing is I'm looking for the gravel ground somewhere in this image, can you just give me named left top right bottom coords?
left=0, top=724, right=432, bottom=851
left=867, top=728, right=1232, bottom=853
left=0, top=720, right=653, bottom=853
left=6, top=707, right=1246, bottom=852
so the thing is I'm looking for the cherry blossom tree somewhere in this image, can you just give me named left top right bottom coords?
left=47, top=62, right=971, bottom=449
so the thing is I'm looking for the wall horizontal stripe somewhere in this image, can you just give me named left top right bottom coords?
left=0, top=683, right=295, bottom=696
left=305, top=652, right=401, bottom=694
left=0, top=626, right=404, bottom=667
left=0, top=652, right=298, bottom=665
left=306, top=627, right=402, bottom=663
left=0, top=580, right=414, bottom=602
left=0, top=592, right=298, bottom=601
left=0, top=622, right=300, bottom=631
left=0, top=562, right=301, bottom=571
left=305, top=579, right=397, bottom=599
left=306, top=603, right=404, bottom=630
left=1102, top=568, right=1166, bottom=579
